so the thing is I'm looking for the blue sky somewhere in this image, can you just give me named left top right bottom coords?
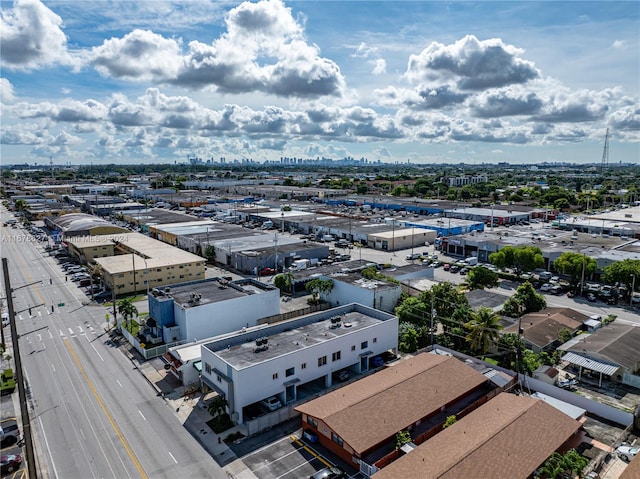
left=1, top=0, right=638, bottom=165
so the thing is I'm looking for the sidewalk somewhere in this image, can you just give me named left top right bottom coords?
left=119, top=335, right=258, bottom=478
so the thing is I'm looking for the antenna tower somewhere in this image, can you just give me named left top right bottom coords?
left=600, top=128, right=610, bottom=172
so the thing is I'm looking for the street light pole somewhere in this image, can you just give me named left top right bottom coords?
left=630, top=274, right=636, bottom=306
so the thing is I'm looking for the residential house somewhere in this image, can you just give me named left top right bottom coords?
left=373, top=393, right=584, bottom=479
left=295, top=352, right=506, bottom=476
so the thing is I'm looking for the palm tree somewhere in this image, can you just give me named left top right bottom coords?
left=464, top=307, right=503, bottom=354
left=207, top=395, right=229, bottom=426
left=117, top=297, right=138, bottom=329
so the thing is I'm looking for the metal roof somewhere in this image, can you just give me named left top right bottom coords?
left=561, top=352, right=620, bottom=376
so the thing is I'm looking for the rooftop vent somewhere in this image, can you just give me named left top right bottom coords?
left=254, top=336, right=269, bottom=353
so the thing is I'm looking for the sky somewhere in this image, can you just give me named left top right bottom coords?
left=1, top=0, right=639, bottom=166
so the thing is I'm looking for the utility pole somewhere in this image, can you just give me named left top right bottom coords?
left=2, top=258, right=38, bottom=479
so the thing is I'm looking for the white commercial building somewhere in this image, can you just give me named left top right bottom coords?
left=200, top=303, right=398, bottom=424
left=318, top=272, right=403, bottom=313
left=148, top=277, right=280, bottom=343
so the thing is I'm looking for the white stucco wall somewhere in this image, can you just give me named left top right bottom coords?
left=201, top=312, right=399, bottom=423
left=174, top=288, right=280, bottom=341
left=322, top=277, right=402, bottom=313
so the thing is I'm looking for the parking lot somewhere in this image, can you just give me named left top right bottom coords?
left=235, top=432, right=357, bottom=479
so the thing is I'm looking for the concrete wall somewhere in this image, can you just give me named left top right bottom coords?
left=175, top=287, right=280, bottom=341
left=323, top=278, right=402, bottom=313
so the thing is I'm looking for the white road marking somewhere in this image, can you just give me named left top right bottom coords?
left=39, top=416, right=59, bottom=478
left=78, top=326, right=84, bottom=333
left=51, top=364, right=56, bottom=373
left=90, top=342, right=104, bottom=362
left=37, top=334, right=42, bottom=341
left=19, top=315, right=23, bottom=320
left=59, top=329, right=65, bottom=337
left=38, top=311, right=42, bottom=317
left=116, top=380, right=123, bottom=388
left=138, top=410, right=147, bottom=421
left=68, top=328, right=74, bottom=335
left=49, top=330, right=53, bottom=339
left=168, top=452, right=177, bottom=464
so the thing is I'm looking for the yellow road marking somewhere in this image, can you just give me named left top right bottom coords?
left=64, top=339, right=148, bottom=479
left=290, top=435, right=332, bottom=468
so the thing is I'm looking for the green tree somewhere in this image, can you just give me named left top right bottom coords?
left=464, top=307, right=504, bottom=354
left=496, top=333, right=526, bottom=370
left=305, top=278, right=334, bottom=304
left=601, top=259, right=640, bottom=297
left=274, top=272, right=294, bottom=294
left=117, top=297, right=138, bottom=329
left=421, top=283, right=470, bottom=334
left=558, top=328, right=572, bottom=345
left=443, top=415, right=457, bottom=429
left=535, top=449, right=588, bottom=479
left=395, top=296, right=429, bottom=328
left=521, top=349, right=541, bottom=376
left=502, top=282, right=546, bottom=317
left=207, top=395, right=229, bottom=426
left=489, top=246, right=544, bottom=274
left=398, top=325, right=419, bottom=353
left=395, top=430, right=412, bottom=449
left=14, top=199, right=27, bottom=212
left=466, top=266, right=499, bottom=290
left=553, top=253, right=597, bottom=289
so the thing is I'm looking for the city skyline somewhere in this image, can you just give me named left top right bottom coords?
left=1, top=0, right=639, bottom=165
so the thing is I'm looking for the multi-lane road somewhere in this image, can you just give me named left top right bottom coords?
left=1, top=213, right=222, bottom=479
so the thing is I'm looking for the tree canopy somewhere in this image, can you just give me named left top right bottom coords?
left=466, top=266, right=499, bottom=290
left=502, top=282, right=546, bottom=317
left=553, top=252, right=597, bottom=288
left=464, top=307, right=503, bottom=354
left=601, top=259, right=640, bottom=295
left=489, top=245, right=544, bottom=274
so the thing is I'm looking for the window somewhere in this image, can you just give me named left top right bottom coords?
left=204, top=363, right=212, bottom=374
left=301, top=363, right=307, bottom=370
left=351, top=345, right=355, bottom=351
left=318, top=356, right=327, bottom=367
left=332, top=351, right=341, bottom=362
left=217, top=375, right=222, bottom=383
left=307, top=416, right=318, bottom=428
left=331, top=432, right=344, bottom=446
left=285, top=367, right=295, bottom=377
left=273, top=373, right=278, bottom=380
left=361, top=341, right=368, bottom=350
left=373, top=337, right=377, bottom=343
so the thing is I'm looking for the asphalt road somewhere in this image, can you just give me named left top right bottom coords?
left=1, top=212, right=222, bottom=479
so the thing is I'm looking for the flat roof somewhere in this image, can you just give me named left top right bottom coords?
left=86, top=232, right=205, bottom=273
left=156, top=278, right=275, bottom=309
left=205, top=304, right=396, bottom=370
left=213, top=311, right=379, bottom=369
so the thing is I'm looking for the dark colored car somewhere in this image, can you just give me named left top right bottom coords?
left=0, top=454, right=22, bottom=474
left=259, top=267, right=277, bottom=276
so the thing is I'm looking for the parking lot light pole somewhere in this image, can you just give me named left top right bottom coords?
left=630, top=274, right=636, bottom=305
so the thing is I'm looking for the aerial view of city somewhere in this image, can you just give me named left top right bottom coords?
left=1, top=1, right=639, bottom=478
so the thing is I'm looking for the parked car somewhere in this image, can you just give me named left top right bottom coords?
left=443, top=263, right=450, bottom=271
left=540, top=283, right=553, bottom=292
left=586, top=292, right=598, bottom=302
left=459, top=267, right=469, bottom=275
left=405, top=253, right=421, bottom=261
left=259, top=267, right=276, bottom=276
left=259, top=396, right=282, bottom=412
left=549, top=276, right=560, bottom=284
left=334, top=370, right=350, bottom=382
left=309, top=467, right=346, bottom=479
left=449, top=265, right=460, bottom=273
left=371, top=356, right=384, bottom=368
left=0, top=453, right=22, bottom=474
left=632, top=293, right=640, bottom=304
left=616, top=444, right=639, bottom=462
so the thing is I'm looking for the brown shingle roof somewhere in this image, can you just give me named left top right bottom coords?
left=504, top=307, right=588, bottom=348
left=373, top=393, right=582, bottom=479
left=294, top=354, right=488, bottom=454
left=619, top=453, right=640, bottom=479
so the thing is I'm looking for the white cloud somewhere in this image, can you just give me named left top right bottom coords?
left=1, top=0, right=71, bottom=69
left=88, top=29, right=182, bottom=81
left=612, top=40, right=626, bottom=49
left=371, top=59, right=387, bottom=76
left=0, top=78, right=16, bottom=104
left=406, top=35, right=540, bottom=90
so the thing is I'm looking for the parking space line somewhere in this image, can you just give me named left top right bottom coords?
left=275, top=458, right=323, bottom=479
left=290, top=435, right=333, bottom=468
left=251, top=446, right=311, bottom=474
